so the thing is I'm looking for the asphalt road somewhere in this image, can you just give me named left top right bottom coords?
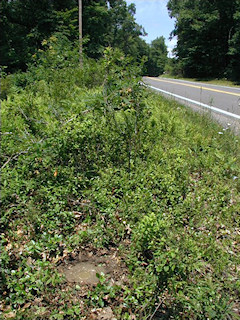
left=143, top=76, right=240, bottom=133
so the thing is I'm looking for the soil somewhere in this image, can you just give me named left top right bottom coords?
left=59, top=246, right=127, bottom=285
left=58, top=245, right=130, bottom=319
left=63, top=261, right=106, bottom=285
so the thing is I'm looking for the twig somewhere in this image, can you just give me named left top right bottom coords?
left=62, top=117, right=76, bottom=126
left=23, top=129, right=35, bottom=143
left=1, top=148, right=30, bottom=170
left=147, top=300, right=163, bottom=320
left=139, top=301, right=150, bottom=317
left=18, top=107, right=29, bottom=120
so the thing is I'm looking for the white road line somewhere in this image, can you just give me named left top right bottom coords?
left=146, top=77, right=240, bottom=97
left=148, top=85, right=240, bottom=120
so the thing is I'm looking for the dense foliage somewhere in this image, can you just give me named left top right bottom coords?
left=146, top=36, right=168, bottom=77
left=0, top=0, right=76, bottom=71
left=0, top=0, right=167, bottom=76
left=167, top=0, right=240, bottom=80
left=1, top=36, right=240, bottom=319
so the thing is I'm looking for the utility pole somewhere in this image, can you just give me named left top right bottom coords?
left=79, top=0, right=83, bottom=67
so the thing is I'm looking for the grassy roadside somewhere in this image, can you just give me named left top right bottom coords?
left=160, top=74, right=240, bottom=87
left=1, top=43, right=240, bottom=320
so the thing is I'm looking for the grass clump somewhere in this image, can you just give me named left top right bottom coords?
left=1, top=36, right=240, bottom=319
left=160, top=74, right=240, bottom=87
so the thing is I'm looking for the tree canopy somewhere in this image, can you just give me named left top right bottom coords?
left=0, top=0, right=166, bottom=75
left=167, top=0, right=240, bottom=80
left=146, top=36, right=168, bottom=76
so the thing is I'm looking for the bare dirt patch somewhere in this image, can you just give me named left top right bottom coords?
left=59, top=246, right=127, bottom=285
left=58, top=246, right=130, bottom=319
left=63, top=261, right=106, bottom=285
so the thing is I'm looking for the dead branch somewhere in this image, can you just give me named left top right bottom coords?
left=147, top=300, right=163, bottom=320
left=1, top=148, right=30, bottom=170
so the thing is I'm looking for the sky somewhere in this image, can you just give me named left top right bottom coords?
left=125, top=0, right=177, bottom=55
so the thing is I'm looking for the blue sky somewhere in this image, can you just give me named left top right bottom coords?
left=125, top=0, right=177, bottom=55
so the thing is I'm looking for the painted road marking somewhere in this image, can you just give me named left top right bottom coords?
left=146, top=77, right=240, bottom=97
left=147, top=84, right=240, bottom=120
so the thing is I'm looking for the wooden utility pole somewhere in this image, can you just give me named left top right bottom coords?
left=79, top=0, right=83, bottom=67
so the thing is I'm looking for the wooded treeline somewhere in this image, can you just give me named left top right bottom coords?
left=1, top=0, right=240, bottom=80
left=0, top=0, right=167, bottom=76
left=167, top=0, right=240, bottom=80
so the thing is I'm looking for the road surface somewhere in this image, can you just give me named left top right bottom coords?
left=143, top=76, right=240, bottom=133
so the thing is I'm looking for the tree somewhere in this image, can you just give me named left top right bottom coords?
left=167, top=0, right=240, bottom=80
left=79, top=0, right=83, bottom=67
left=107, top=1, right=146, bottom=58
left=0, top=0, right=71, bottom=71
left=146, top=37, right=168, bottom=76
left=82, top=0, right=147, bottom=60
left=227, top=0, right=240, bottom=80
left=0, top=0, right=148, bottom=71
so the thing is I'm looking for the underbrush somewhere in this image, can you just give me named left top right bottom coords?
left=1, top=37, right=240, bottom=319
